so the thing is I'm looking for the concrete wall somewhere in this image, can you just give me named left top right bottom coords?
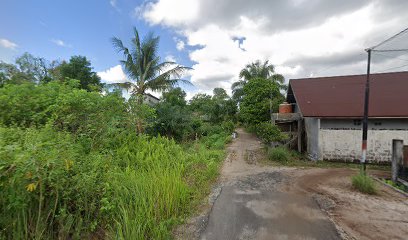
left=304, top=117, right=320, bottom=160
left=318, top=119, right=408, bottom=163
left=320, top=118, right=408, bottom=130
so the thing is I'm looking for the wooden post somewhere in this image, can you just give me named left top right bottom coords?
left=392, top=139, right=403, bottom=183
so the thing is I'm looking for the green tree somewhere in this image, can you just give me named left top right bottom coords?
left=153, top=88, right=192, bottom=141
left=111, top=27, right=191, bottom=99
left=126, top=95, right=156, bottom=134
left=232, top=60, right=285, bottom=102
left=0, top=53, right=51, bottom=85
left=240, top=77, right=284, bottom=125
left=161, top=87, right=187, bottom=106
left=55, top=56, right=102, bottom=91
left=0, top=81, right=75, bottom=127
left=189, top=93, right=213, bottom=117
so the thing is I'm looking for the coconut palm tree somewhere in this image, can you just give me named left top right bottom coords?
left=232, top=60, right=285, bottom=102
left=111, top=27, right=191, bottom=100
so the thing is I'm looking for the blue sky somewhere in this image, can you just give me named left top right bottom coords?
left=1, top=0, right=408, bottom=97
left=0, top=0, right=193, bottom=83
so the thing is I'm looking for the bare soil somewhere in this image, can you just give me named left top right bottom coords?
left=175, top=128, right=408, bottom=240
left=293, top=168, right=408, bottom=240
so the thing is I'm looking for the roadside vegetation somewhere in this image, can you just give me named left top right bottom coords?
left=0, top=28, right=236, bottom=239
left=352, top=174, right=378, bottom=194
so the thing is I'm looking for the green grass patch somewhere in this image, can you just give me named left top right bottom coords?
left=352, top=174, right=377, bottom=194
left=384, top=179, right=408, bottom=192
left=0, top=126, right=226, bottom=239
left=263, top=147, right=390, bottom=171
left=267, top=147, right=291, bottom=162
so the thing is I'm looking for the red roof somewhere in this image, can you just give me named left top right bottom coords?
left=287, top=71, right=408, bottom=118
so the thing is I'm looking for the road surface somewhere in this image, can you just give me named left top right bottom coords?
left=201, top=128, right=341, bottom=240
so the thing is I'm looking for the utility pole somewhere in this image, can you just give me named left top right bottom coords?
left=360, top=27, right=408, bottom=174
left=361, top=49, right=371, bottom=174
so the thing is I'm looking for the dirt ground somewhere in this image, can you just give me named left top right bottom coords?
left=175, top=128, right=408, bottom=240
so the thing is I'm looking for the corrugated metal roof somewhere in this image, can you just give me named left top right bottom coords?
left=287, top=71, right=408, bottom=118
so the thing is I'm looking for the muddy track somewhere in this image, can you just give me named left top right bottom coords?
left=175, top=128, right=408, bottom=240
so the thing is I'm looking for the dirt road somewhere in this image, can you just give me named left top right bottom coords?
left=176, top=128, right=408, bottom=240
left=201, top=129, right=341, bottom=240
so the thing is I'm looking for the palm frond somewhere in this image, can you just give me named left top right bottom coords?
left=106, top=82, right=134, bottom=91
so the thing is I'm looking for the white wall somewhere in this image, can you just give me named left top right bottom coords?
left=319, top=129, right=408, bottom=163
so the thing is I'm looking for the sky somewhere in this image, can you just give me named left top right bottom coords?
left=1, top=0, right=408, bottom=98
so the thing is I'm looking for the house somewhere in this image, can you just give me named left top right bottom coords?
left=274, top=71, right=408, bottom=163
left=143, top=93, right=160, bottom=106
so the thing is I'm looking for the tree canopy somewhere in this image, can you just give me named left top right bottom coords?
left=111, top=27, right=191, bottom=98
left=232, top=60, right=285, bottom=103
left=54, top=56, right=103, bottom=91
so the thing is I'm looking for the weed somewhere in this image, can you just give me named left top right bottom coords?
left=268, top=147, right=291, bottom=162
left=352, top=174, right=377, bottom=194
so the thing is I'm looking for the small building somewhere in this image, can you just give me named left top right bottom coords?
left=143, top=93, right=160, bottom=106
left=276, top=71, right=408, bottom=163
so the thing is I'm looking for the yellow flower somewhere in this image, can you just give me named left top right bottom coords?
left=26, top=183, right=36, bottom=192
left=65, top=160, right=74, bottom=170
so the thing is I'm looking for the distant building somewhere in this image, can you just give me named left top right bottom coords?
left=273, top=71, right=408, bottom=163
left=143, top=93, right=160, bottom=106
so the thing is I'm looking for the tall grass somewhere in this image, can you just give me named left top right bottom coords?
left=352, top=174, right=377, bottom=194
left=267, top=147, right=291, bottom=162
left=0, top=127, right=226, bottom=239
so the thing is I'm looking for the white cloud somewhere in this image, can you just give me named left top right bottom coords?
left=142, top=0, right=199, bottom=27
left=176, top=40, right=185, bottom=50
left=97, top=65, right=127, bottom=84
left=140, top=0, right=408, bottom=94
left=51, top=39, right=72, bottom=48
left=0, top=38, right=18, bottom=50
left=165, top=55, right=176, bottom=62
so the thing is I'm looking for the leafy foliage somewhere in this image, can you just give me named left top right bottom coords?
left=254, top=122, right=288, bottom=143
left=0, top=48, right=236, bottom=239
left=0, top=53, right=51, bottom=85
left=240, top=77, right=284, bottom=125
left=53, top=56, right=103, bottom=91
left=232, top=60, right=285, bottom=103
left=110, top=27, right=190, bottom=96
left=0, top=81, right=73, bottom=127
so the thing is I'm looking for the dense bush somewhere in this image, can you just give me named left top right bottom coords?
left=352, top=174, right=377, bottom=194
left=268, top=147, right=291, bottom=162
left=0, top=126, right=108, bottom=239
left=0, top=82, right=72, bottom=127
left=254, top=122, right=287, bottom=143
left=0, top=126, right=226, bottom=239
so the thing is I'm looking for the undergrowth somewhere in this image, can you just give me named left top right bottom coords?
left=0, top=126, right=228, bottom=239
left=351, top=174, right=377, bottom=194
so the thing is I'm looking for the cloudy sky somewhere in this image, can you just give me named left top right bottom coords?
left=1, top=0, right=408, bottom=97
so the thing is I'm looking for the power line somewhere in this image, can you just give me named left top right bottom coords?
left=375, top=63, right=408, bottom=73
left=369, top=27, right=408, bottom=50
left=372, top=49, right=408, bottom=52
left=372, top=52, right=408, bottom=62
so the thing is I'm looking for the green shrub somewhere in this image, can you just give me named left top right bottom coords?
left=255, top=122, right=287, bottom=143
left=352, top=174, right=377, bottom=194
left=0, top=126, right=226, bottom=239
left=221, top=120, right=235, bottom=133
left=0, top=82, right=73, bottom=127
left=268, top=147, right=291, bottom=162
